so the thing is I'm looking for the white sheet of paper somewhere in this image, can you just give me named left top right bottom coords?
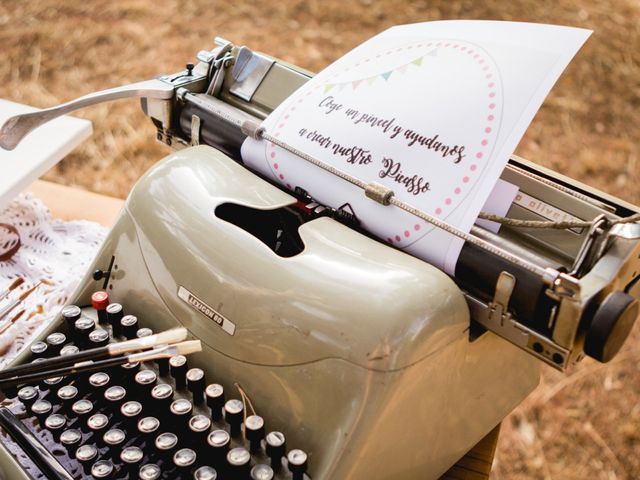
left=0, top=100, right=92, bottom=210
left=242, top=21, right=590, bottom=273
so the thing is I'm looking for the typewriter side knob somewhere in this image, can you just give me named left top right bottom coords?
left=585, top=291, right=639, bottom=363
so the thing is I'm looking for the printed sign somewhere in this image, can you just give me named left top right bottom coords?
left=242, top=21, right=591, bottom=273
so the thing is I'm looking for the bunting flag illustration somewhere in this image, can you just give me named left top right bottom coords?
left=321, top=54, right=427, bottom=93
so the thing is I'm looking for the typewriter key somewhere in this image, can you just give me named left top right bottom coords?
left=76, top=444, right=99, bottom=474
left=17, top=385, right=38, bottom=409
left=91, top=459, right=115, bottom=479
left=169, top=355, right=188, bottom=390
left=265, top=432, right=286, bottom=471
left=89, top=372, right=111, bottom=397
left=91, top=291, right=110, bottom=324
left=245, top=415, right=265, bottom=453
left=57, top=384, right=78, bottom=413
left=138, top=463, right=162, bottom=480
left=104, top=428, right=126, bottom=453
left=88, top=328, right=110, bottom=348
left=154, top=432, right=178, bottom=458
left=121, top=446, right=144, bottom=475
left=136, top=327, right=153, bottom=338
left=251, top=464, right=275, bottom=480
left=189, top=414, right=212, bottom=447
left=174, top=447, right=198, bottom=474
left=30, top=358, right=47, bottom=391
left=150, top=383, right=173, bottom=412
left=44, top=413, right=66, bottom=440
left=61, top=304, right=82, bottom=330
left=224, top=399, right=244, bottom=438
left=60, top=344, right=79, bottom=356
left=46, top=332, right=66, bottom=356
left=87, top=413, right=109, bottom=439
left=120, top=314, right=139, bottom=339
left=121, top=400, right=143, bottom=427
left=207, top=429, right=231, bottom=461
left=43, top=376, right=64, bottom=395
left=72, top=399, right=94, bottom=422
left=137, top=416, right=160, bottom=438
left=187, top=368, right=206, bottom=404
left=29, top=341, right=48, bottom=359
left=121, top=361, right=141, bottom=384
left=106, top=303, right=124, bottom=336
left=205, top=384, right=225, bottom=421
left=104, top=385, right=126, bottom=411
left=170, top=398, right=193, bottom=432
left=193, top=466, right=218, bottom=480
left=227, top=447, right=251, bottom=478
left=135, top=369, right=157, bottom=397
left=287, top=449, right=308, bottom=480
left=60, top=428, right=82, bottom=453
left=156, top=357, right=170, bottom=377
left=30, top=399, right=52, bottom=423
left=74, top=317, right=96, bottom=347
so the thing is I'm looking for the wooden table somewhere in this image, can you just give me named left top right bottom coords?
left=26, top=179, right=501, bottom=479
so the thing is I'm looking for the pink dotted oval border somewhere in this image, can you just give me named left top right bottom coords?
left=266, top=40, right=500, bottom=246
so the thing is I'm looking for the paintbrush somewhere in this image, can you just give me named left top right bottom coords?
left=0, top=283, right=39, bottom=321
left=0, top=327, right=188, bottom=381
left=0, top=340, right=202, bottom=390
left=0, top=278, right=24, bottom=303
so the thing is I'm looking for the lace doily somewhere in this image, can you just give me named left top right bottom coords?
left=0, top=193, right=106, bottom=366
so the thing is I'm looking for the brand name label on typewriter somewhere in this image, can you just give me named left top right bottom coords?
left=178, top=286, right=236, bottom=335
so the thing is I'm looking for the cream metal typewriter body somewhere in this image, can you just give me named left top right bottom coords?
left=0, top=37, right=637, bottom=479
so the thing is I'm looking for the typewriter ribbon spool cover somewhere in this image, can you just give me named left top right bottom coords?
left=241, top=21, right=592, bottom=274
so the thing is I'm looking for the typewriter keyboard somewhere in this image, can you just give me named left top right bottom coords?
left=0, top=292, right=310, bottom=480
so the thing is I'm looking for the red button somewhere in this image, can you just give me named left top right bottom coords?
left=91, top=291, right=109, bottom=310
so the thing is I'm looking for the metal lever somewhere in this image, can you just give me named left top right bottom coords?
left=0, top=79, right=175, bottom=151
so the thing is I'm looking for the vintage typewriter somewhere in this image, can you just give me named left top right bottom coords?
left=0, top=36, right=638, bottom=479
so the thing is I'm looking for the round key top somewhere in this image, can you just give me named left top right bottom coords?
left=88, top=328, right=109, bottom=348
left=187, top=368, right=206, bottom=404
left=60, top=428, right=82, bottom=453
left=76, top=444, right=98, bottom=474
left=43, top=376, right=63, bottom=395
left=91, top=291, right=109, bottom=324
left=104, top=428, right=126, bottom=453
left=265, top=432, right=286, bottom=471
left=205, top=384, right=225, bottom=421
left=45, top=332, right=66, bottom=356
left=138, top=463, right=162, bottom=480
left=71, top=399, right=94, bottom=421
left=170, top=398, right=192, bottom=432
left=31, top=399, right=52, bottom=422
left=207, top=429, right=231, bottom=461
left=169, top=355, right=188, bottom=390
left=87, top=413, right=109, bottom=439
left=138, top=416, right=161, bottom=438
left=60, top=344, right=79, bottom=356
left=245, top=415, right=265, bottom=453
left=74, top=317, right=96, bottom=347
left=194, top=466, right=218, bottom=480
left=120, top=314, right=139, bottom=339
left=224, top=399, right=244, bottom=438
left=44, top=414, right=66, bottom=440
left=106, top=303, right=124, bottom=336
left=57, top=385, right=78, bottom=413
left=251, top=464, right=275, bottom=480
left=91, top=459, right=115, bottom=479
left=173, top=447, right=197, bottom=474
left=154, top=432, right=178, bottom=458
left=61, top=304, right=82, bottom=330
left=121, top=400, right=143, bottom=427
left=287, top=449, right=309, bottom=480
left=151, top=383, right=173, bottom=412
left=29, top=341, right=48, bottom=359
left=227, top=447, right=251, bottom=477
left=121, top=446, right=144, bottom=475
left=17, top=386, right=38, bottom=408
left=104, top=385, right=126, bottom=411
left=189, top=414, right=211, bottom=446
left=136, top=327, right=153, bottom=338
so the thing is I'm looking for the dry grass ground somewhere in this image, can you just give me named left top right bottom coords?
left=0, top=1, right=638, bottom=478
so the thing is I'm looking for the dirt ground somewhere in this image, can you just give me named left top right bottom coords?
left=0, top=1, right=639, bottom=478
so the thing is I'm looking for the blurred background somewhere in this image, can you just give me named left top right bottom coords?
left=0, top=1, right=638, bottom=478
